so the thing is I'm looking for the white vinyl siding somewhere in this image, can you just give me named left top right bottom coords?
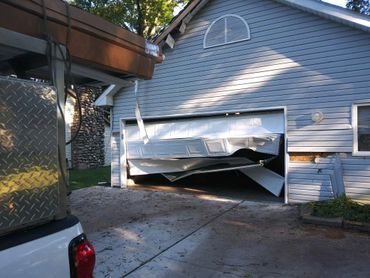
left=110, top=133, right=120, bottom=187
left=288, top=160, right=335, bottom=203
left=104, top=125, right=112, bottom=166
left=289, top=155, right=370, bottom=204
left=342, top=156, right=370, bottom=203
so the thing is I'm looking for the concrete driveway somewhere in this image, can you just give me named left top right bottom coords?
left=71, top=186, right=370, bottom=278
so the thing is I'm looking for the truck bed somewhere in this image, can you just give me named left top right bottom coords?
left=0, top=215, right=83, bottom=278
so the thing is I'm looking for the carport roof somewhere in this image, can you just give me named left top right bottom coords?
left=0, top=0, right=163, bottom=81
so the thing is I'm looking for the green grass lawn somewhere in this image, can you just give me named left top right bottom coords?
left=69, top=166, right=111, bottom=190
left=311, top=195, right=370, bottom=223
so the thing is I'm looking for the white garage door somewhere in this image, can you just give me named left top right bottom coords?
left=125, top=111, right=284, bottom=159
left=123, top=111, right=285, bottom=196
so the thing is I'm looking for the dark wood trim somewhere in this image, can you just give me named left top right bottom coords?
left=154, top=0, right=203, bottom=45
left=0, top=0, right=161, bottom=79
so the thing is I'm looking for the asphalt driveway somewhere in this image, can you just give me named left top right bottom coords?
left=70, top=186, right=370, bottom=278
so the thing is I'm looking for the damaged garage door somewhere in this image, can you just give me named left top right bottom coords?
left=124, top=111, right=285, bottom=197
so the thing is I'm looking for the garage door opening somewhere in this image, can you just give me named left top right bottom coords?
left=122, top=110, right=286, bottom=202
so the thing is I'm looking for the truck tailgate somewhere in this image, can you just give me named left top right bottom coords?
left=0, top=216, right=83, bottom=278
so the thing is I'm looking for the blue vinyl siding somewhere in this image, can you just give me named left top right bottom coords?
left=111, top=0, right=370, bottom=202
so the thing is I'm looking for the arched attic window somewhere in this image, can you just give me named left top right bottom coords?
left=203, top=14, right=251, bottom=49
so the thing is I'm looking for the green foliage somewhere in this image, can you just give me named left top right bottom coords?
left=311, top=195, right=370, bottom=222
left=69, top=166, right=111, bottom=190
left=346, top=0, right=370, bottom=15
left=70, top=0, right=189, bottom=38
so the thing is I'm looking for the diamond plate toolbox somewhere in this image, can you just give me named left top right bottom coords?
left=0, top=77, right=59, bottom=235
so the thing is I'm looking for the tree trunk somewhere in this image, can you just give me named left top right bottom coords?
left=136, top=0, right=144, bottom=36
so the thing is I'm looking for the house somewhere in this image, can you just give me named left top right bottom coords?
left=96, top=0, right=370, bottom=204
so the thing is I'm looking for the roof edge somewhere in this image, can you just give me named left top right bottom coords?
left=95, top=83, right=133, bottom=107
left=154, top=0, right=206, bottom=44
left=155, top=0, right=370, bottom=46
left=274, top=0, right=370, bottom=33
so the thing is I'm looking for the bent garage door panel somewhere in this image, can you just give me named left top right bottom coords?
left=125, top=111, right=284, bottom=159
left=123, top=111, right=285, bottom=196
left=126, top=111, right=284, bottom=140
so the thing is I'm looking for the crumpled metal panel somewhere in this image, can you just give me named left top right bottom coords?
left=125, top=112, right=284, bottom=159
left=127, top=135, right=281, bottom=159
left=128, top=157, right=255, bottom=176
left=0, top=77, right=59, bottom=235
left=240, top=167, right=285, bottom=197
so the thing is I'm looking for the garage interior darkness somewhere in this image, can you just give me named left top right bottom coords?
left=130, top=172, right=284, bottom=202
left=125, top=111, right=286, bottom=203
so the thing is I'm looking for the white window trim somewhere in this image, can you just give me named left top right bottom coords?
left=203, top=14, right=251, bottom=49
left=352, top=102, right=370, bottom=156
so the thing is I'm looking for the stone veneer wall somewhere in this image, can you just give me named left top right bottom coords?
left=71, top=86, right=105, bottom=169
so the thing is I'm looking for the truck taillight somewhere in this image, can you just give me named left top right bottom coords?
left=69, top=234, right=96, bottom=278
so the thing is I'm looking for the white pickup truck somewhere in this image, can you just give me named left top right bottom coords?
left=0, top=216, right=95, bottom=278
